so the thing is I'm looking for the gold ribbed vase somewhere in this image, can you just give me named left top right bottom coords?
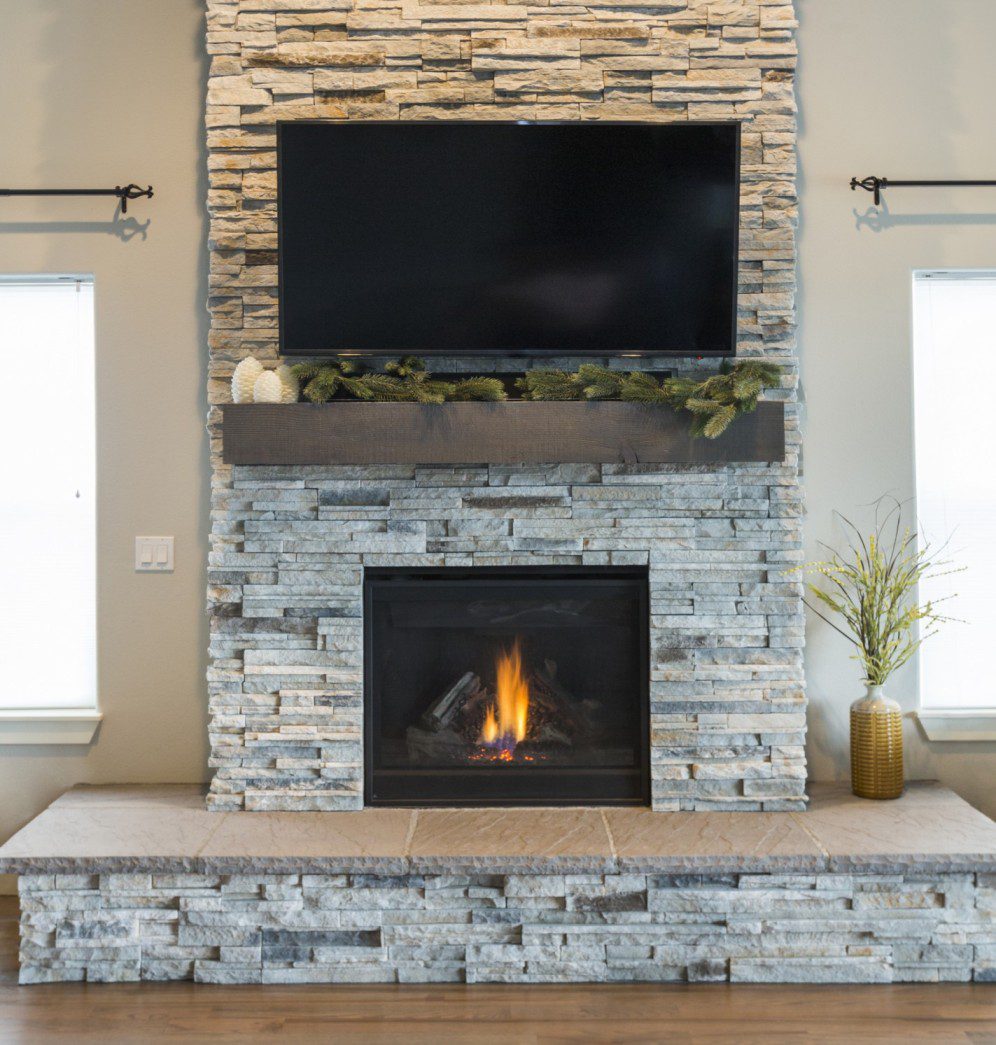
left=850, top=684, right=904, bottom=799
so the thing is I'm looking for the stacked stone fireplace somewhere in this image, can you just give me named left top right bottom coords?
left=13, top=0, right=996, bottom=995
left=205, top=0, right=805, bottom=813
left=10, top=0, right=996, bottom=996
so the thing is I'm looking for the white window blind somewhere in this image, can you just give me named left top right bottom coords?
left=0, top=277, right=96, bottom=711
left=913, top=271, right=996, bottom=711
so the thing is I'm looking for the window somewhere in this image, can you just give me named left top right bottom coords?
left=0, top=276, right=97, bottom=733
left=913, top=271, right=996, bottom=734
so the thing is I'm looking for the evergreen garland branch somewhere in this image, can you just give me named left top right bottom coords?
left=449, top=376, right=507, bottom=402
left=351, top=373, right=408, bottom=401
left=516, top=369, right=583, bottom=401
left=619, top=371, right=669, bottom=404
left=660, top=360, right=782, bottom=437
left=301, top=368, right=341, bottom=403
left=288, top=357, right=781, bottom=439
left=576, top=364, right=624, bottom=400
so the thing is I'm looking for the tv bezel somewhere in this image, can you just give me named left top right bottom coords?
left=276, top=120, right=742, bottom=358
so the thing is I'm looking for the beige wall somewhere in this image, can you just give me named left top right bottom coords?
left=797, top=0, right=996, bottom=816
left=0, top=0, right=209, bottom=892
left=0, top=0, right=993, bottom=891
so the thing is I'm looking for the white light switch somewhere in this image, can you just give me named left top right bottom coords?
left=135, top=536, right=174, bottom=572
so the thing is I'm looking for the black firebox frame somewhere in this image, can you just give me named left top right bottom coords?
left=363, top=565, right=650, bottom=807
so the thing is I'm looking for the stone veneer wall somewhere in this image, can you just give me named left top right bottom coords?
left=18, top=871, right=994, bottom=983
left=204, top=0, right=805, bottom=811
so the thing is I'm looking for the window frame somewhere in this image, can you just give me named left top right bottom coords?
left=912, top=269, right=996, bottom=741
left=0, top=274, right=101, bottom=745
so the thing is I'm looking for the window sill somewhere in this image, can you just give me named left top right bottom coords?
left=0, top=710, right=102, bottom=745
left=915, top=710, right=996, bottom=742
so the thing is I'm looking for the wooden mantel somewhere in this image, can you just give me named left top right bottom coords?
left=220, top=401, right=785, bottom=466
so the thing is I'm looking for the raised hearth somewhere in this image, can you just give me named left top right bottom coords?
left=2, top=783, right=994, bottom=984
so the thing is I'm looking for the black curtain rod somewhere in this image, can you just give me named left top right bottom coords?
left=851, top=175, right=996, bottom=206
left=0, top=183, right=153, bottom=213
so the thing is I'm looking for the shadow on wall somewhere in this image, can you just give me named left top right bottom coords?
left=0, top=217, right=150, bottom=241
left=853, top=199, right=996, bottom=231
left=800, top=687, right=847, bottom=778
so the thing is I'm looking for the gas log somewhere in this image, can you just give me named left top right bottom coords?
left=419, top=671, right=480, bottom=732
left=405, top=658, right=600, bottom=764
left=405, top=726, right=469, bottom=764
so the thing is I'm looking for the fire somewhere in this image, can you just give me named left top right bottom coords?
left=478, top=639, right=529, bottom=755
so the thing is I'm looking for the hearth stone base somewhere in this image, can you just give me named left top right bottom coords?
left=18, top=870, right=993, bottom=985
left=6, top=783, right=995, bottom=985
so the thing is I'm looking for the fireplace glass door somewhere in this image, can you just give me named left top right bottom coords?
left=364, top=567, right=649, bottom=806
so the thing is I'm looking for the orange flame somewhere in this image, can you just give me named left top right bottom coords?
left=478, top=639, right=529, bottom=752
left=481, top=706, right=499, bottom=745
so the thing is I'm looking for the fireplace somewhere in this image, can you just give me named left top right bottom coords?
left=364, top=567, right=649, bottom=806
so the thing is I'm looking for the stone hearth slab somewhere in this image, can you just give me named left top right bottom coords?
left=1, top=782, right=994, bottom=876
left=798, top=782, right=996, bottom=873
left=0, top=790, right=219, bottom=874
left=48, top=785, right=208, bottom=809
left=200, top=809, right=413, bottom=874
left=409, top=809, right=615, bottom=873
left=609, top=808, right=823, bottom=873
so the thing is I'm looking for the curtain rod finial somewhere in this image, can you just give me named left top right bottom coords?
left=850, top=175, right=886, bottom=206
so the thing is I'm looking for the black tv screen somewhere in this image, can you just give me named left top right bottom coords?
left=278, top=121, right=740, bottom=357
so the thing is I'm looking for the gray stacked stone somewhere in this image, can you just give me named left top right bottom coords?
left=204, top=0, right=805, bottom=812
left=209, top=463, right=806, bottom=811
left=19, top=870, right=993, bottom=984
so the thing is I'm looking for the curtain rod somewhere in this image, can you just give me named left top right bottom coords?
left=0, top=184, right=153, bottom=213
left=851, top=175, right=996, bottom=206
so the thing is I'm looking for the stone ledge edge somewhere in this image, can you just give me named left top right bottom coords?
left=4, top=853, right=995, bottom=876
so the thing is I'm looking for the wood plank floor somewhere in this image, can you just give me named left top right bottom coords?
left=1, top=897, right=993, bottom=1044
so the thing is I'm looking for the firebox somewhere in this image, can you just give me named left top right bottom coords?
left=364, top=567, right=649, bottom=806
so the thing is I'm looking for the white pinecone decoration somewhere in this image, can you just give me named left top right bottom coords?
left=275, top=364, right=300, bottom=404
left=231, top=356, right=263, bottom=403
left=253, top=370, right=283, bottom=404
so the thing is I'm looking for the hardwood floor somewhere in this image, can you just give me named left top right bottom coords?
left=1, top=897, right=993, bottom=1044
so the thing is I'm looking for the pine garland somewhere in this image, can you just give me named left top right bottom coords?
left=288, top=357, right=781, bottom=439
left=383, top=356, right=454, bottom=403
left=620, top=371, right=670, bottom=404
left=293, top=359, right=375, bottom=403
left=662, top=360, right=782, bottom=438
left=448, top=375, right=507, bottom=402
left=519, top=359, right=781, bottom=437
left=514, top=369, right=579, bottom=401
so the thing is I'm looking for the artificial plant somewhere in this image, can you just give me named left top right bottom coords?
left=287, top=357, right=781, bottom=439
left=291, top=357, right=506, bottom=405
left=516, top=359, right=782, bottom=438
left=799, top=499, right=960, bottom=686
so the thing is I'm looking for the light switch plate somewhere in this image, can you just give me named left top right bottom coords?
left=135, top=536, right=174, bottom=572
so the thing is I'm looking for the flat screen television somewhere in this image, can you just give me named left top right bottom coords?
left=278, top=121, right=740, bottom=357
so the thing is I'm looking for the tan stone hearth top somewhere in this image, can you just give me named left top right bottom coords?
left=1, top=783, right=994, bottom=877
